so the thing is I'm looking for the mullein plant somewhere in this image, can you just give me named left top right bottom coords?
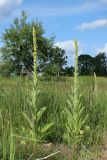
left=64, top=40, right=88, bottom=149
left=22, top=27, right=53, bottom=144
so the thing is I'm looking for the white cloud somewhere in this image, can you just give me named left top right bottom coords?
left=78, top=19, right=107, bottom=31
left=0, top=0, right=23, bottom=20
left=55, top=40, right=74, bottom=53
left=97, top=43, right=107, bottom=53
left=55, top=40, right=84, bottom=54
left=54, top=40, right=84, bottom=65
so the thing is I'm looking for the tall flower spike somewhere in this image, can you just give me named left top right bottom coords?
left=32, top=26, right=38, bottom=109
left=74, top=40, right=79, bottom=105
left=33, top=26, right=37, bottom=82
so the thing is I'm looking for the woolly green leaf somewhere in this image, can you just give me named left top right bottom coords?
left=67, top=99, right=72, bottom=108
left=22, top=112, right=33, bottom=129
left=41, top=123, right=54, bottom=134
left=36, top=107, right=46, bottom=122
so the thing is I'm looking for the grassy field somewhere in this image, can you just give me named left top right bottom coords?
left=0, top=37, right=106, bottom=160
left=0, top=76, right=107, bottom=159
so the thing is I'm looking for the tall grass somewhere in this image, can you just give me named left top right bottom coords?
left=0, top=75, right=107, bottom=159
left=0, top=38, right=107, bottom=159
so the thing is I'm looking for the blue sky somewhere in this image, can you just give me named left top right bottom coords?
left=0, top=0, right=107, bottom=65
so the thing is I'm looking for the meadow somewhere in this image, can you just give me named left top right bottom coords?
left=0, top=75, right=107, bottom=159
left=0, top=33, right=107, bottom=159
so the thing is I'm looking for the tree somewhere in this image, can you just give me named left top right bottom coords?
left=78, top=53, right=107, bottom=76
left=78, top=54, right=94, bottom=75
left=63, top=66, right=74, bottom=76
left=43, top=47, right=67, bottom=77
left=44, top=64, right=60, bottom=78
left=94, top=53, right=107, bottom=76
left=0, top=61, right=14, bottom=76
left=1, top=11, right=67, bottom=75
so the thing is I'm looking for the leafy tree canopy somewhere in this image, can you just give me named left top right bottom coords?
left=78, top=53, right=107, bottom=76
left=1, top=11, right=67, bottom=75
left=78, top=54, right=94, bottom=75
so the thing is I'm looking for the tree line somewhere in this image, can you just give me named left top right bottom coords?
left=65, top=53, right=107, bottom=76
left=0, top=11, right=107, bottom=77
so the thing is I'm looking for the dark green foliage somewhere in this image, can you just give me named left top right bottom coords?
left=78, top=53, right=107, bottom=76
left=78, top=55, right=94, bottom=75
left=63, top=66, right=74, bottom=76
left=1, top=11, right=67, bottom=76
left=94, top=53, right=107, bottom=76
